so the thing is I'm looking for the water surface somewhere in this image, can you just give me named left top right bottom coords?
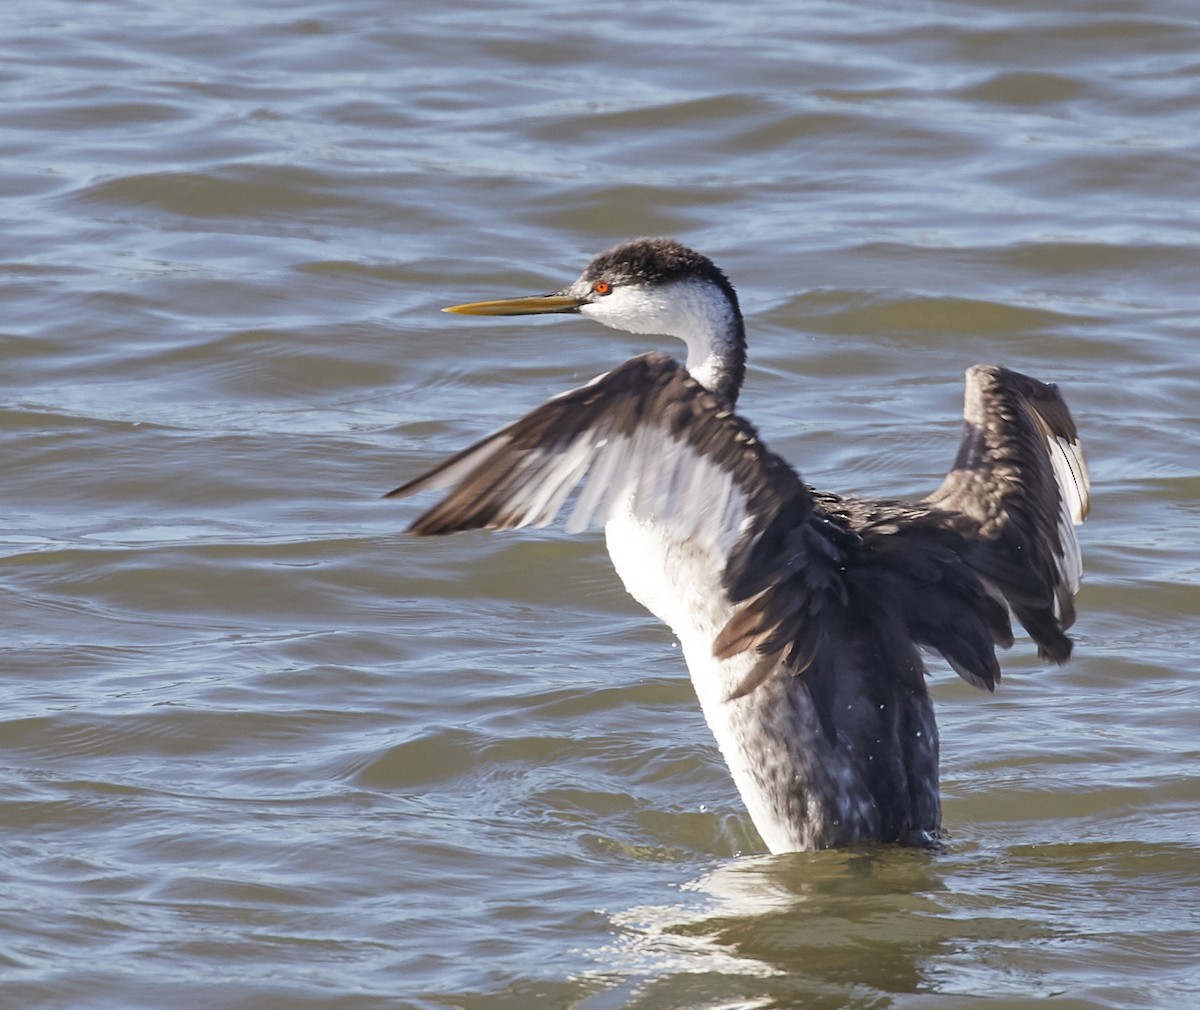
left=1, top=2, right=1198, bottom=1008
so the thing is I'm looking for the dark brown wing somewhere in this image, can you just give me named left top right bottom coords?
left=388, top=352, right=814, bottom=561
left=714, top=364, right=1089, bottom=719
left=924, top=364, right=1090, bottom=663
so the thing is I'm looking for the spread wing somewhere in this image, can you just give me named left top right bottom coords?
left=925, top=364, right=1090, bottom=663
left=708, top=363, right=1090, bottom=717
left=387, top=352, right=814, bottom=566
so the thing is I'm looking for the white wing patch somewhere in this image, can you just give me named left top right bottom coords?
left=1049, top=434, right=1090, bottom=527
left=1046, top=433, right=1090, bottom=598
left=565, top=426, right=753, bottom=565
left=566, top=435, right=627, bottom=532
left=517, top=438, right=593, bottom=528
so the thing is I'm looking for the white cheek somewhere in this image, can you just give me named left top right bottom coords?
left=580, top=288, right=667, bottom=335
left=575, top=278, right=740, bottom=389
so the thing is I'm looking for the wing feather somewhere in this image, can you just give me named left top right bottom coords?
left=925, top=364, right=1090, bottom=663
left=387, top=353, right=812, bottom=567
left=566, top=435, right=625, bottom=532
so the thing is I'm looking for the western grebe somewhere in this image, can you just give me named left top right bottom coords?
left=387, top=237, right=1089, bottom=853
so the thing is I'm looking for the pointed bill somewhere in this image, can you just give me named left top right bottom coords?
left=442, top=294, right=585, bottom=316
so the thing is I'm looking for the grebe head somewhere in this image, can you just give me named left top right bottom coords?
left=443, top=237, right=747, bottom=402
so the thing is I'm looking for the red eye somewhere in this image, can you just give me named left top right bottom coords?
left=592, top=280, right=611, bottom=295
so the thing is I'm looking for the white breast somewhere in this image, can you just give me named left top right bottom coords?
left=604, top=508, right=859, bottom=853
left=604, top=509, right=738, bottom=703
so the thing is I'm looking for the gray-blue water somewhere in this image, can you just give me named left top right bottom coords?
left=1, top=2, right=1197, bottom=1007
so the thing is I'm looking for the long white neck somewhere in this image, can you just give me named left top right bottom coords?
left=580, top=278, right=746, bottom=403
